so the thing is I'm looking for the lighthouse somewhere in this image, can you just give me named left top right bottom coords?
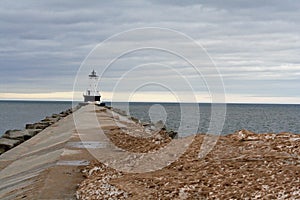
left=83, top=70, right=102, bottom=104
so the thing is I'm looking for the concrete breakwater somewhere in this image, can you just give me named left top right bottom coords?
left=0, top=103, right=178, bottom=199
left=1, top=103, right=299, bottom=199
left=0, top=104, right=82, bottom=154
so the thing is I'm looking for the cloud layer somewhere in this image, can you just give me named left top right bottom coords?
left=0, top=0, right=299, bottom=103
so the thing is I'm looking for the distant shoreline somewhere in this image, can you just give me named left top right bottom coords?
left=0, top=99, right=299, bottom=106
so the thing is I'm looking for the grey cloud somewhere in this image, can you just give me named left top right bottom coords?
left=0, top=0, right=299, bottom=100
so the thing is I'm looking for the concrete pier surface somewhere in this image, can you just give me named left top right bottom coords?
left=0, top=104, right=130, bottom=199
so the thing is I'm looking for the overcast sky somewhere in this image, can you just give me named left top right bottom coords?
left=0, top=0, right=299, bottom=103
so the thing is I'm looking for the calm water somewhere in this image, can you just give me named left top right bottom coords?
left=0, top=100, right=72, bottom=135
left=109, top=102, right=300, bottom=136
left=0, top=101, right=299, bottom=136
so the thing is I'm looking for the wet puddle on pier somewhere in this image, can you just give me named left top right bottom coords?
left=66, top=141, right=107, bottom=149
left=56, top=160, right=90, bottom=166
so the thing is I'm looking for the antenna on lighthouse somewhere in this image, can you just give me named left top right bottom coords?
left=89, top=70, right=98, bottom=78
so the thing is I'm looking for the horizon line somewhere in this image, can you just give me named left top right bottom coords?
left=0, top=99, right=299, bottom=105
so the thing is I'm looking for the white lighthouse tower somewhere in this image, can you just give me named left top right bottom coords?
left=83, top=70, right=102, bottom=104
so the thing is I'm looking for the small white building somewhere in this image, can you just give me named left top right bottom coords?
left=83, top=70, right=102, bottom=105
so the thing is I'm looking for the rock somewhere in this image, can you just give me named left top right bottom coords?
left=167, top=130, right=178, bottom=139
left=0, top=147, right=5, bottom=154
left=3, top=129, right=21, bottom=134
left=59, top=112, right=68, bottom=117
left=230, top=129, right=257, bottom=141
left=41, top=116, right=59, bottom=124
left=25, top=123, right=34, bottom=129
left=2, top=129, right=42, bottom=141
left=36, top=122, right=51, bottom=129
left=142, top=122, right=151, bottom=126
left=51, top=113, right=61, bottom=118
left=3, top=130, right=29, bottom=141
left=26, top=129, right=42, bottom=136
left=0, top=137, right=21, bottom=151
left=66, top=108, right=73, bottom=114
left=130, top=116, right=140, bottom=123
left=25, top=122, right=50, bottom=130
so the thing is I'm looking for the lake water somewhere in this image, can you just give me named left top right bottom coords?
left=109, top=102, right=300, bottom=136
left=0, top=100, right=72, bottom=135
left=0, top=101, right=299, bottom=136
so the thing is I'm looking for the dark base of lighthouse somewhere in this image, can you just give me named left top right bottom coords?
left=83, top=95, right=101, bottom=102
